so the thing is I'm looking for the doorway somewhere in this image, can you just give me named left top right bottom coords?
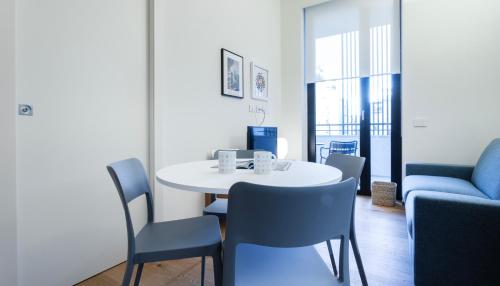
left=305, top=0, right=402, bottom=197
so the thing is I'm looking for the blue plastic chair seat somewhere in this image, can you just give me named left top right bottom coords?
left=235, top=244, right=337, bottom=286
left=134, top=216, right=221, bottom=263
left=203, top=199, right=228, bottom=217
left=108, top=158, right=223, bottom=285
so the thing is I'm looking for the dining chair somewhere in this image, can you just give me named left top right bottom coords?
left=320, top=140, right=358, bottom=163
left=223, top=179, right=357, bottom=286
left=325, top=153, right=367, bottom=286
left=212, top=149, right=255, bottom=160
left=203, top=149, right=255, bottom=219
left=107, top=158, right=223, bottom=286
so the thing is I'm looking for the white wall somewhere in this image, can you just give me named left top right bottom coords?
left=280, top=0, right=328, bottom=161
left=16, top=0, right=149, bottom=285
left=282, top=0, right=500, bottom=166
left=154, top=0, right=282, bottom=221
left=0, top=0, right=18, bottom=284
left=402, top=0, right=500, bottom=165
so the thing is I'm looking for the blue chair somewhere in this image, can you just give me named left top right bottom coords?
left=107, top=158, right=223, bottom=286
left=212, top=149, right=255, bottom=160
left=204, top=150, right=256, bottom=219
left=320, top=141, right=358, bottom=163
left=325, top=154, right=367, bottom=286
left=223, top=179, right=357, bottom=286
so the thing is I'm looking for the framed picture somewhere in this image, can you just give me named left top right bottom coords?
left=251, top=63, right=269, bottom=101
left=221, top=49, right=244, bottom=98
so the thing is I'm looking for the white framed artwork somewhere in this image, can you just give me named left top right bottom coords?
left=251, top=63, right=269, bottom=101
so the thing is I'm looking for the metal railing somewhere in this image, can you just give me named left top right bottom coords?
left=316, top=122, right=391, bottom=136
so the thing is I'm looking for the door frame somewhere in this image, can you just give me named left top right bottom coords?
left=306, top=77, right=402, bottom=198
left=358, top=77, right=371, bottom=195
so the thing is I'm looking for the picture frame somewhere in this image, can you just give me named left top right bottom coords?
left=221, top=49, right=244, bottom=98
left=251, top=63, right=269, bottom=101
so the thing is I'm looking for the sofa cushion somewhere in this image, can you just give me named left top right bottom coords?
left=403, top=176, right=487, bottom=238
left=472, top=139, right=500, bottom=200
left=403, top=175, right=488, bottom=202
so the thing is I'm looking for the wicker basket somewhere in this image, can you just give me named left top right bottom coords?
left=372, top=181, right=397, bottom=207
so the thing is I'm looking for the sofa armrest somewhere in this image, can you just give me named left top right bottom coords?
left=412, top=192, right=500, bottom=285
left=406, top=163, right=474, bottom=180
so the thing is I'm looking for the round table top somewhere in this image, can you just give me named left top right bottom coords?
left=156, top=160, right=343, bottom=195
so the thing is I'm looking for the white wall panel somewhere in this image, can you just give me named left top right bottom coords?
left=16, top=0, right=149, bottom=284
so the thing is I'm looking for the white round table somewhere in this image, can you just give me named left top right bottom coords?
left=156, top=160, right=343, bottom=195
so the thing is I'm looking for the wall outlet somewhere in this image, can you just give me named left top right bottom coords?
left=18, top=104, right=33, bottom=116
left=248, top=104, right=266, bottom=114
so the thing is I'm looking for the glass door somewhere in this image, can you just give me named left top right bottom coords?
left=305, top=0, right=402, bottom=196
left=314, top=79, right=361, bottom=164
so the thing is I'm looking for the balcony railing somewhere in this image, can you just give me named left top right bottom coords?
left=316, top=122, right=391, bottom=136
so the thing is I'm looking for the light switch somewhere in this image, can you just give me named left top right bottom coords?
left=413, top=118, right=428, bottom=127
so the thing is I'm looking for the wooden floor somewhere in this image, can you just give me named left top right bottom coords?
left=77, top=196, right=412, bottom=286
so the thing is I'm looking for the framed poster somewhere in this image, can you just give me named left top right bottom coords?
left=221, top=49, right=244, bottom=98
left=251, top=63, right=269, bottom=101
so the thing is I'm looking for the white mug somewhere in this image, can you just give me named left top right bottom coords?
left=253, top=151, right=277, bottom=175
left=218, top=151, right=236, bottom=174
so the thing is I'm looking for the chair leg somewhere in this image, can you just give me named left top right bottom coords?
left=351, top=228, right=368, bottom=286
left=326, top=240, right=339, bottom=276
left=200, top=256, right=206, bottom=286
left=350, top=192, right=367, bottom=285
left=122, top=260, right=134, bottom=286
left=338, top=236, right=350, bottom=284
left=213, top=250, right=223, bottom=286
left=134, top=263, right=144, bottom=286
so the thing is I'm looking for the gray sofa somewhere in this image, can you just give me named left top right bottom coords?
left=403, top=138, right=500, bottom=285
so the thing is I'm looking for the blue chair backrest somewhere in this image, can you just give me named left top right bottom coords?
left=325, top=153, right=366, bottom=186
left=223, top=179, right=356, bottom=285
left=472, top=139, right=500, bottom=200
left=107, top=158, right=154, bottom=257
left=329, top=141, right=358, bottom=155
left=213, top=149, right=256, bottom=160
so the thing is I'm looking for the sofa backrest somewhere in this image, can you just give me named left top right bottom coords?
left=472, top=139, right=500, bottom=200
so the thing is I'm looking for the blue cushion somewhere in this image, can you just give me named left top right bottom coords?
left=472, top=139, right=500, bottom=200
left=403, top=176, right=487, bottom=238
left=403, top=175, right=488, bottom=202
